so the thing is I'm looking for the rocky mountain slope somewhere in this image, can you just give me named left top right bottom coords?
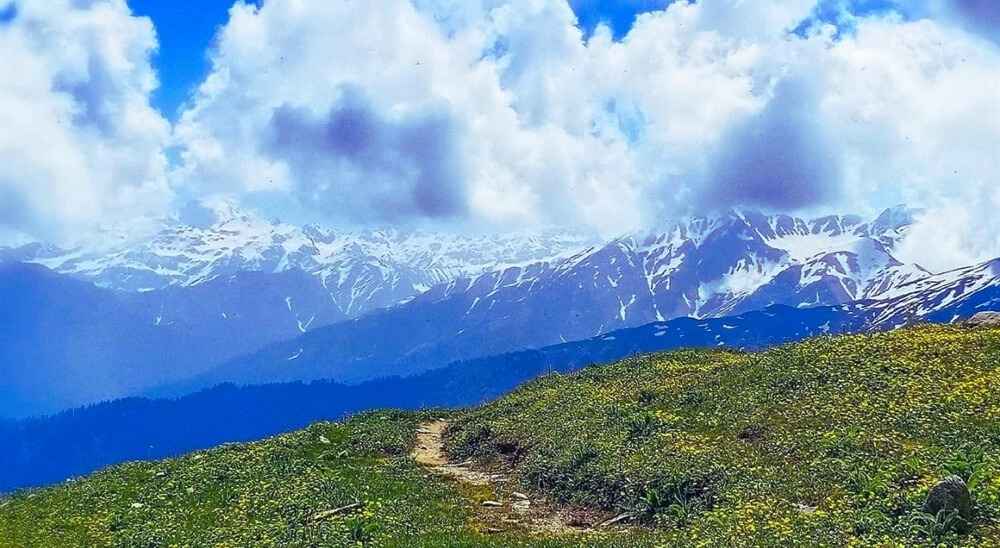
left=869, top=258, right=1000, bottom=327
left=3, top=201, right=596, bottom=318
left=176, top=207, right=991, bottom=391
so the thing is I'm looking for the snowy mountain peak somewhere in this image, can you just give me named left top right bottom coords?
left=871, top=204, right=922, bottom=233
left=388, top=207, right=936, bottom=349
left=5, top=205, right=599, bottom=319
left=0, top=205, right=952, bottom=337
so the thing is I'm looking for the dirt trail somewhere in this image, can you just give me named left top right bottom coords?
left=413, top=420, right=493, bottom=485
left=412, top=420, right=617, bottom=536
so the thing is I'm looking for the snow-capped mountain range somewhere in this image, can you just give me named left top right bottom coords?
left=868, top=257, right=1000, bottom=327
left=4, top=202, right=598, bottom=318
left=2, top=204, right=927, bottom=326
left=157, top=205, right=997, bottom=392
left=4, top=203, right=1000, bottom=417
left=400, top=205, right=931, bottom=344
left=169, top=252, right=1000, bottom=395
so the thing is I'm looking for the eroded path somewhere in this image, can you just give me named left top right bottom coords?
left=412, top=420, right=618, bottom=536
left=413, top=420, right=494, bottom=485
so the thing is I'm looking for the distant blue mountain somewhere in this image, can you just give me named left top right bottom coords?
left=166, top=249, right=992, bottom=397
left=0, top=262, right=342, bottom=418
left=3, top=287, right=995, bottom=494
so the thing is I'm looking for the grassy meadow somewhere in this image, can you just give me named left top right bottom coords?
left=2, top=325, right=1000, bottom=546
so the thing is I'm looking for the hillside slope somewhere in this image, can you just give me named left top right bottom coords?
left=3, top=326, right=1000, bottom=546
left=0, top=303, right=863, bottom=493
left=0, top=263, right=341, bottom=418
left=156, top=255, right=1000, bottom=394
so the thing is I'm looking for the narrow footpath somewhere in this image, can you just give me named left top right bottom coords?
left=412, top=420, right=624, bottom=536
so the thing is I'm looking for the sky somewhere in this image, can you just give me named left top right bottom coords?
left=130, top=0, right=907, bottom=117
left=134, top=0, right=671, bottom=119
left=0, top=0, right=998, bottom=271
left=127, top=0, right=261, bottom=120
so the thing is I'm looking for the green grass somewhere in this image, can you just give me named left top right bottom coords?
left=0, top=410, right=642, bottom=547
left=0, top=410, right=480, bottom=547
left=3, top=325, right=1000, bottom=546
left=448, top=325, right=1000, bottom=546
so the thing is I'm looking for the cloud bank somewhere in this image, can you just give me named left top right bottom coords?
left=699, top=74, right=842, bottom=211
left=0, top=0, right=170, bottom=244
left=264, top=87, right=468, bottom=222
left=1, top=0, right=998, bottom=270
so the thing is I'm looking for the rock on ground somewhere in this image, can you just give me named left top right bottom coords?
left=966, top=312, right=1000, bottom=328
left=923, top=475, right=972, bottom=525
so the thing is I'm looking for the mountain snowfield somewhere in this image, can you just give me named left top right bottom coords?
left=3, top=203, right=1000, bottom=415
left=6, top=202, right=598, bottom=318
left=156, top=206, right=1000, bottom=394
left=867, top=257, right=1000, bottom=327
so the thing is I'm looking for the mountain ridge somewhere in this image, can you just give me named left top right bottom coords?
left=167, top=207, right=980, bottom=393
left=2, top=205, right=988, bottom=416
left=3, top=201, right=597, bottom=318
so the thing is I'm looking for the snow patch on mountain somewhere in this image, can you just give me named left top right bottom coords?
left=6, top=203, right=599, bottom=318
left=867, top=258, right=1000, bottom=327
left=1, top=204, right=943, bottom=342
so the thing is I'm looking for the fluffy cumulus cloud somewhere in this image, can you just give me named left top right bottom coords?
left=172, top=0, right=644, bottom=233
left=0, top=0, right=171, bottom=244
left=820, top=15, right=1000, bottom=270
left=173, top=0, right=821, bottom=233
left=3, top=0, right=998, bottom=270
left=167, top=0, right=1000, bottom=265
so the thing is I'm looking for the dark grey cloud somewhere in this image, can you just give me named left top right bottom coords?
left=264, top=86, right=468, bottom=223
left=948, top=0, right=1000, bottom=42
left=697, top=75, right=842, bottom=212
left=53, top=54, right=120, bottom=135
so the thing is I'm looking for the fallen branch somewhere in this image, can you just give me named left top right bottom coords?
left=598, top=512, right=634, bottom=528
left=309, top=501, right=363, bottom=522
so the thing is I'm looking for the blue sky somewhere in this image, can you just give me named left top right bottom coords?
left=0, top=2, right=16, bottom=23
left=129, top=0, right=260, bottom=119
left=135, top=0, right=916, bottom=120
left=569, top=0, right=671, bottom=38
left=137, top=0, right=676, bottom=119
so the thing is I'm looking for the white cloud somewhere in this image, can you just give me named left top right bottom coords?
left=168, top=0, right=999, bottom=259
left=695, top=0, right=818, bottom=39
left=897, top=197, right=1000, bottom=273
left=818, top=16, right=1000, bottom=269
left=172, top=0, right=647, bottom=233
left=0, top=0, right=171, bottom=244
left=173, top=0, right=817, bottom=234
left=3, top=0, right=996, bottom=271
